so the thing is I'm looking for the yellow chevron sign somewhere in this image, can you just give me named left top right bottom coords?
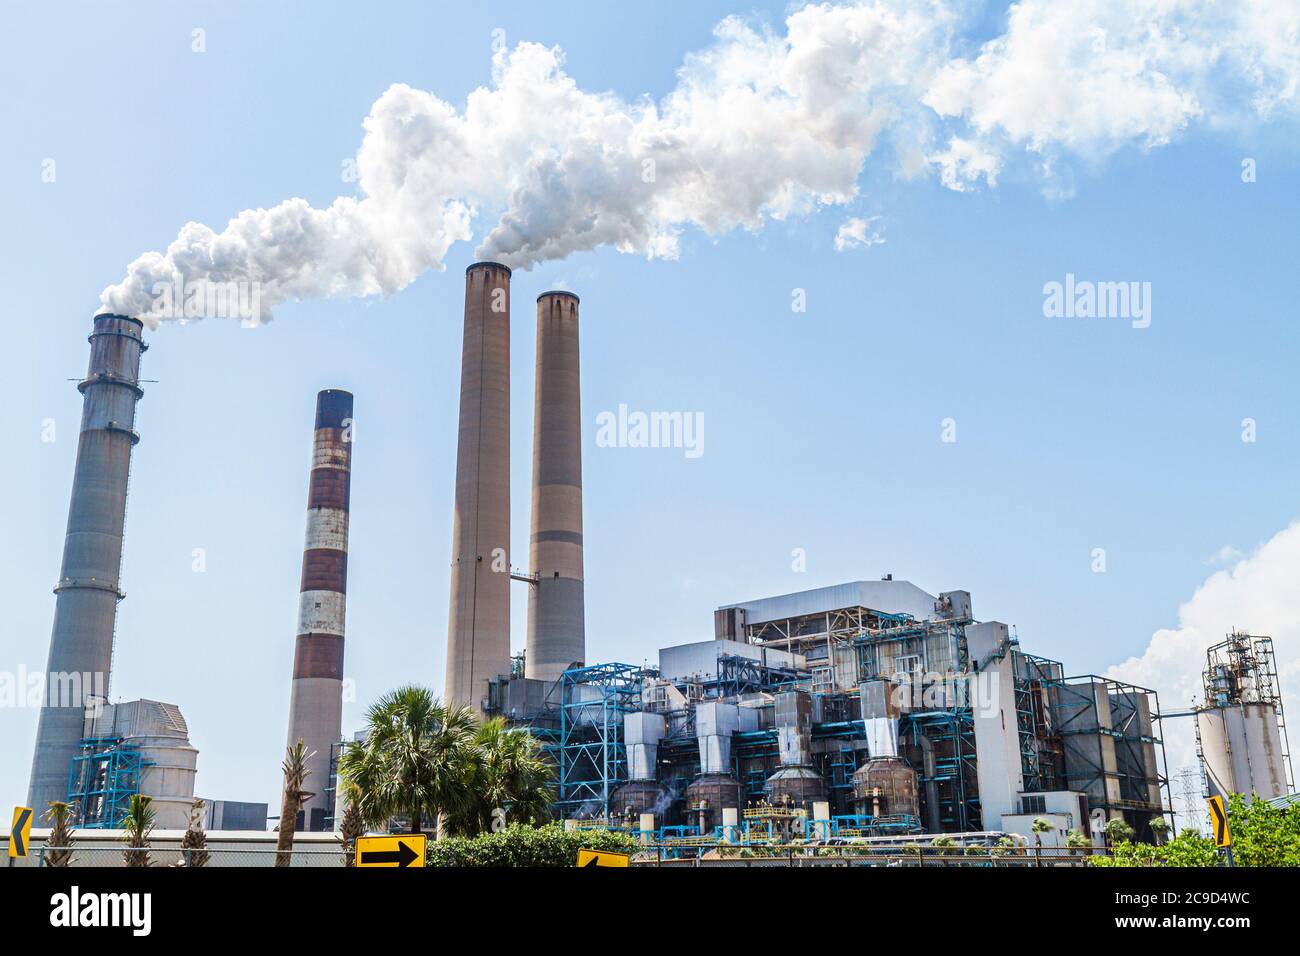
left=1207, top=796, right=1231, bottom=848
left=9, top=806, right=33, bottom=859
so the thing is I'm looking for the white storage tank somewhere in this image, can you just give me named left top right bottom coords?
left=83, top=699, right=199, bottom=829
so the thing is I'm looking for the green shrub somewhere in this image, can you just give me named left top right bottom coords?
left=1090, top=795, right=1300, bottom=867
left=1090, top=829, right=1218, bottom=867
left=1224, top=792, right=1300, bottom=867
left=426, top=823, right=639, bottom=867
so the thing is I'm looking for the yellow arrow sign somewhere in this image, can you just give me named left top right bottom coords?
left=576, top=848, right=631, bottom=868
left=9, top=806, right=33, bottom=859
left=1207, top=796, right=1231, bottom=848
left=355, top=834, right=426, bottom=868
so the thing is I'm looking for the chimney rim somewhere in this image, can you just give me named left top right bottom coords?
left=465, top=260, right=512, bottom=277
left=92, top=312, right=145, bottom=328
left=537, top=290, right=580, bottom=304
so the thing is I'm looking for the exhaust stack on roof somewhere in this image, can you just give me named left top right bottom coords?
left=285, top=389, right=353, bottom=831
left=28, top=313, right=146, bottom=813
left=526, top=291, right=585, bottom=680
left=446, top=262, right=512, bottom=710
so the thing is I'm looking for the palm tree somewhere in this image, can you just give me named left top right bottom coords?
left=448, top=717, right=553, bottom=835
left=1148, top=815, right=1171, bottom=846
left=1103, top=817, right=1135, bottom=848
left=337, top=685, right=478, bottom=836
left=1065, top=828, right=1092, bottom=861
left=276, top=740, right=315, bottom=868
left=180, top=798, right=210, bottom=867
left=121, top=795, right=155, bottom=868
left=44, top=801, right=76, bottom=868
left=1031, top=816, right=1053, bottom=867
left=338, top=781, right=364, bottom=867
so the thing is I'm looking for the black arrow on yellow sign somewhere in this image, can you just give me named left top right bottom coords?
left=1207, top=796, right=1232, bottom=848
left=9, top=807, right=33, bottom=859
left=360, top=841, right=419, bottom=866
left=576, top=849, right=630, bottom=868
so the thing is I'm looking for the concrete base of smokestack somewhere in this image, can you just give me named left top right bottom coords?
left=526, top=291, right=585, bottom=681
left=446, top=262, right=512, bottom=711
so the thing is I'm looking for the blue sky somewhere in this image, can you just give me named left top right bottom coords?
left=2, top=1, right=1298, bottom=813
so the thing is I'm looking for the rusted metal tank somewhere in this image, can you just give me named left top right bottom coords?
left=765, top=765, right=826, bottom=809
left=851, top=757, right=919, bottom=818
left=610, top=780, right=671, bottom=820
left=685, top=773, right=741, bottom=831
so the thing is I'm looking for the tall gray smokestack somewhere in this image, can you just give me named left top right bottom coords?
left=445, top=262, right=511, bottom=710
left=285, top=389, right=353, bottom=831
left=28, top=314, right=146, bottom=813
left=526, top=292, right=585, bottom=680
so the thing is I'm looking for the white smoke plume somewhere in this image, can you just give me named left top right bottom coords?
left=98, top=0, right=1299, bottom=324
left=1107, top=522, right=1300, bottom=789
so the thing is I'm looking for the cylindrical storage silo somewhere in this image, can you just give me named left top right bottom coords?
left=1197, top=703, right=1290, bottom=801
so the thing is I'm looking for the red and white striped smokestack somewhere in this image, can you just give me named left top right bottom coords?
left=446, top=262, right=511, bottom=711
left=526, top=292, right=585, bottom=680
left=285, top=389, right=353, bottom=831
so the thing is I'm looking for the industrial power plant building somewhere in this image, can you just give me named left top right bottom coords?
left=23, top=264, right=1292, bottom=847
left=483, top=578, right=1173, bottom=845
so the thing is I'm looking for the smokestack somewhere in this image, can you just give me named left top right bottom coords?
left=285, top=389, right=353, bottom=831
left=28, top=314, right=146, bottom=813
left=446, top=262, right=511, bottom=710
left=526, top=292, right=585, bottom=680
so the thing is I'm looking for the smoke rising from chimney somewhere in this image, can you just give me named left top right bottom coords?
left=97, top=1, right=1297, bottom=324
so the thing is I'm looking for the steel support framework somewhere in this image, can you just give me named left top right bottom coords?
left=66, top=736, right=149, bottom=828
left=1046, top=674, right=1172, bottom=835
left=555, top=662, right=644, bottom=819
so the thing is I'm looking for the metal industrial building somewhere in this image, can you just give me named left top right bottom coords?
left=485, top=578, right=1173, bottom=845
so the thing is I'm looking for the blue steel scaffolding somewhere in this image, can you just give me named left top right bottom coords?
left=67, top=736, right=150, bottom=828
left=555, top=663, right=644, bottom=819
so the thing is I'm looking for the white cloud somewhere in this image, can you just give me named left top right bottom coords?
left=1205, top=544, right=1245, bottom=566
left=925, top=0, right=1300, bottom=190
left=1107, top=522, right=1300, bottom=785
left=834, top=215, right=887, bottom=251
left=97, top=0, right=1300, bottom=322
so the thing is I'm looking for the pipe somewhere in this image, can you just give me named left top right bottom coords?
left=526, top=291, right=585, bottom=680
left=285, top=389, right=353, bottom=831
left=445, top=262, right=512, bottom=710
left=28, top=314, right=147, bottom=814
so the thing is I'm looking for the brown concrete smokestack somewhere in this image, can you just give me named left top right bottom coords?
left=285, top=389, right=353, bottom=831
left=526, top=292, right=585, bottom=680
left=446, top=262, right=511, bottom=710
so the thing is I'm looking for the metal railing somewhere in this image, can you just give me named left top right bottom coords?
left=635, top=844, right=1107, bottom=867
left=28, top=846, right=348, bottom=868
